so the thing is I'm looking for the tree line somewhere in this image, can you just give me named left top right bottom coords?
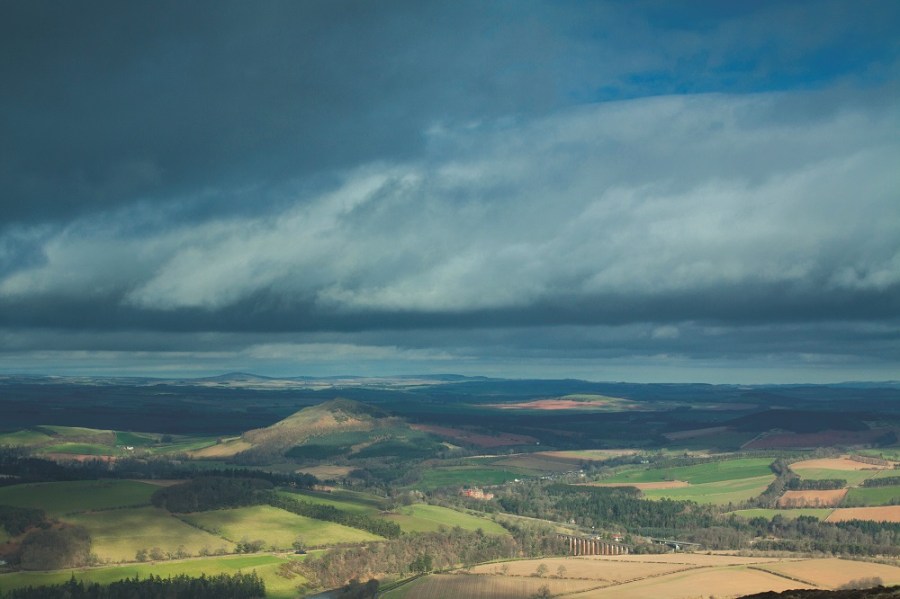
left=1, top=572, right=265, bottom=599
left=300, top=522, right=565, bottom=589
left=149, top=477, right=402, bottom=540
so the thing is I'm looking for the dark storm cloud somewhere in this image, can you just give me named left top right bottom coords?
left=1, top=1, right=898, bottom=381
left=3, top=0, right=897, bottom=225
left=1, top=0, right=563, bottom=225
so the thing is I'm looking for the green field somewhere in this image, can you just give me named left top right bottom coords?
left=417, top=467, right=522, bottom=490
left=0, top=429, right=54, bottom=446
left=182, top=505, right=382, bottom=548
left=385, top=504, right=509, bottom=535
left=65, top=506, right=234, bottom=562
left=0, top=554, right=306, bottom=599
left=603, top=458, right=775, bottom=485
left=642, top=474, right=775, bottom=505
left=0, top=526, right=9, bottom=543
left=729, top=508, right=834, bottom=521
left=115, top=431, right=159, bottom=447
left=857, top=449, right=900, bottom=461
left=278, top=489, right=382, bottom=514
left=38, top=425, right=112, bottom=438
left=791, top=467, right=876, bottom=487
left=0, top=480, right=156, bottom=515
left=843, top=485, right=900, bottom=507
left=40, top=442, right=117, bottom=455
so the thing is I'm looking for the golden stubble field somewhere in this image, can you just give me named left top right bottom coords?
left=385, top=554, right=900, bottom=599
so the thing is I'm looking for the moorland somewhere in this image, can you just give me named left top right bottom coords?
left=0, top=374, right=898, bottom=598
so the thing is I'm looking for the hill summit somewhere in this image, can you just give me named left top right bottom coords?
left=241, top=398, right=391, bottom=450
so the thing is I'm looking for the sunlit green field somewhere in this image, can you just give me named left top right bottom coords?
left=182, top=505, right=382, bottom=548
left=0, top=429, right=54, bottom=445
left=603, top=458, right=774, bottom=485
left=0, top=480, right=156, bottom=515
left=729, top=508, right=834, bottom=521
left=114, top=431, right=159, bottom=447
left=64, top=506, right=234, bottom=562
left=790, top=468, right=875, bottom=487
left=278, top=489, right=383, bottom=514
left=843, top=485, right=900, bottom=507
left=642, top=474, right=775, bottom=505
left=385, top=504, right=508, bottom=535
left=0, top=554, right=306, bottom=599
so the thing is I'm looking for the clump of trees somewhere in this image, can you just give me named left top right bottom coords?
left=16, top=526, right=93, bottom=570
left=302, top=523, right=565, bottom=589
left=861, top=476, right=900, bottom=488
left=786, top=478, right=846, bottom=490
left=2, top=572, right=265, bottom=599
left=269, top=494, right=401, bottom=539
left=0, top=505, right=45, bottom=536
left=151, top=477, right=273, bottom=512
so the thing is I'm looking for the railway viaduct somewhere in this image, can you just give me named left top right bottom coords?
left=559, top=534, right=630, bottom=556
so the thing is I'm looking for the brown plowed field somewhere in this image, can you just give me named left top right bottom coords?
left=791, top=456, right=893, bottom=471
left=468, top=557, right=691, bottom=581
left=825, top=506, right=900, bottom=522
left=778, top=489, right=848, bottom=508
left=758, top=557, right=900, bottom=589
left=386, top=555, right=900, bottom=599
left=566, top=566, right=809, bottom=599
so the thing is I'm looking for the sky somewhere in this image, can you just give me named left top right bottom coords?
left=1, top=0, right=899, bottom=383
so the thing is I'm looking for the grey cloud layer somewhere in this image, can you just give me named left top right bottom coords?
left=2, top=91, right=898, bottom=333
left=2, top=1, right=898, bottom=381
left=3, top=1, right=896, bottom=227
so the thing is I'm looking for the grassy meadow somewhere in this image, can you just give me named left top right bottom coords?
left=278, top=489, right=384, bottom=514
left=0, top=480, right=156, bottom=515
left=181, top=505, right=382, bottom=548
left=385, top=504, right=508, bottom=535
left=0, top=554, right=307, bottom=599
left=64, top=506, right=234, bottom=562
left=641, top=474, right=775, bottom=505
left=843, top=485, right=900, bottom=507
left=602, top=457, right=774, bottom=485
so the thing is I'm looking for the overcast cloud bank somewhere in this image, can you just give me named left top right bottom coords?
left=1, top=1, right=898, bottom=382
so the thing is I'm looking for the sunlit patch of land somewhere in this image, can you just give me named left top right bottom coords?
left=383, top=504, right=508, bottom=535
left=65, top=506, right=234, bottom=562
left=181, top=504, right=383, bottom=548
left=0, top=554, right=307, bottom=599
left=0, top=480, right=157, bottom=516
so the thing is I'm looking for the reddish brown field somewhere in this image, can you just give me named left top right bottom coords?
left=488, top=399, right=614, bottom=410
left=411, top=424, right=537, bottom=448
left=43, top=453, right=117, bottom=463
left=663, top=426, right=729, bottom=440
left=825, top=506, right=900, bottom=523
left=743, top=429, right=891, bottom=449
left=778, top=489, right=848, bottom=508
